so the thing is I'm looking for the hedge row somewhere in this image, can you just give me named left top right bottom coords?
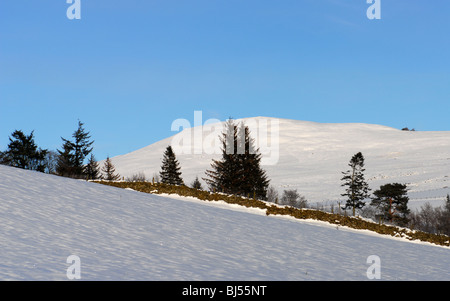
left=95, top=181, right=450, bottom=247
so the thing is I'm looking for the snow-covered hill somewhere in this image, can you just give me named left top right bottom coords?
left=109, top=117, right=450, bottom=209
left=0, top=165, right=448, bottom=281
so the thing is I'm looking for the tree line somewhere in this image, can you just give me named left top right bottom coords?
left=157, top=120, right=449, bottom=235
left=156, top=121, right=413, bottom=226
left=336, top=151, right=449, bottom=234
left=0, top=120, right=120, bottom=180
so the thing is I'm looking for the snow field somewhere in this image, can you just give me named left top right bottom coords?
left=0, top=165, right=449, bottom=280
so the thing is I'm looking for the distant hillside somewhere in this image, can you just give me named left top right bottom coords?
left=108, top=117, right=450, bottom=209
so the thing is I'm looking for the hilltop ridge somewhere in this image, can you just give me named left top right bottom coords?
left=108, top=117, right=450, bottom=209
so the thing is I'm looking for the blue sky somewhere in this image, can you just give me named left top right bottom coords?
left=1, top=0, right=449, bottom=161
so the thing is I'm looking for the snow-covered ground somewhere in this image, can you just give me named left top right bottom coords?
left=108, top=117, right=450, bottom=210
left=0, top=165, right=448, bottom=280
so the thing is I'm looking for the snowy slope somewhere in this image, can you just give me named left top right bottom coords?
left=0, top=165, right=449, bottom=281
left=108, top=117, right=450, bottom=209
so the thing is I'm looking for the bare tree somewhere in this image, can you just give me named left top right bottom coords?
left=438, top=194, right=450, bottom=235
left=43, top=150, right=58, bottom=174
left=126, top=172, right=147, bottom=182
left=152, top=172, right=160, bottom=184
left=266, top=185, right=279, bottom=203
left=409, top=196, right=450, bottom=235
left=281, top=189, right=308, bottom=209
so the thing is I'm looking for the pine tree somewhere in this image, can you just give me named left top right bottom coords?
left=204, top=119, right=241, bottom=195
left=0, top=151, right=5, bottom=165
left=2, top=130, right=48, bottom=172
left=371, top=183, right=410, bottom=226
left=84, top=154, right=101, bottom=180
left=191, top=176, right=203, bottom=190
left=159, top=145, right=184, bottom=185
left=101, top=156, right=120, bottom=181
left=72, top=120, right=94, bottom=173
left=56, top=120, right=94, bottom=178
left=341, top=152, right=370, bottom=216
left=204, top=119, right=269, bottom=199
left=236, top=123, right=270, bottom=199
left=56, top=139, right=76, bottom=177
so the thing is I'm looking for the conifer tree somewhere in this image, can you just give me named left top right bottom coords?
left=159, top=145, right=184, bottom=185
left=56, top=120, right=94, bottom=178
left=191, top=176, right=203, bottom=190
left=101, top=156, right=120, bottom=181
left=204, top=119, right=241, bottom=195
left=204, top=119, right=269, bottom=200
left=56, top=139, right=76, bottom=177
left=85, top=154, right=101, bottom=180
left=341, top=152, right=370, bottom=216
left=1, top=130, right=47, bottom=172
left=68, top=120, right=94, bottom=176
left=236, top=123, right=269, bottom=199
left=371, top=183, right=410, bottom=226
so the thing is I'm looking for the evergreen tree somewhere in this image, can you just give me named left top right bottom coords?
left=56, top=139, right=76, bottom=177
left=2, top=130, right=48, bottom=172
left=56, top=120, right=94, bottom=178
left=191, top=176, right=203, bottom=190
left=85, top=154, right=101, bottom=180
left=341, top=152, right=370, bottom=216
left=0, top=151, right=5, bottom=165
left=101, top=156, right=120, bottom=181
left=204, top=119, right=269, bottom=199
left=236, top=123, right=270, bottom=199
left=67, top=120, right=94, bottom=176
left=371, top=183, right=410, bottom=226
left=73, top=121, right=94, bottom=172
left=159, top=145, right=184, bottom=185
left=204, top=119, right=241, bottom=195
